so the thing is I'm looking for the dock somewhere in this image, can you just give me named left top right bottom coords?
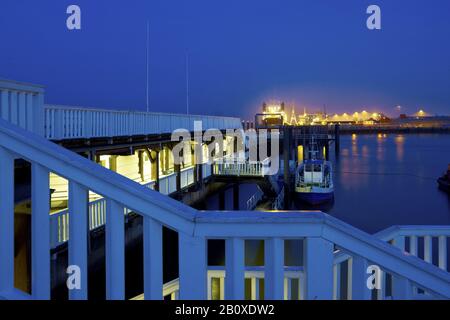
left=0, top=79, right=449, bottom=300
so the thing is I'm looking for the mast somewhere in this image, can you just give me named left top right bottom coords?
left=186, top=51, right=190, bottom=115
left=146, top=20, right=150, bottom=113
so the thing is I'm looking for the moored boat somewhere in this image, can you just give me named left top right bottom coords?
left=295, top=159, right=334, bottom=205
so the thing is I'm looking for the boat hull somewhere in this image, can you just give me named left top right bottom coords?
left=296, top=191, right=334, bottom=205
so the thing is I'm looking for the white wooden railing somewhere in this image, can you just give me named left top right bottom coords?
left=50, top=181, right=156, bottom=248
left=44, top=105, right=242, bottom=140
left=246, top=190, right=264, bottom=210
left=0, top=79, right=45, bottom=137
left=1, top=118, right=449, bottom=300
left=50, top=167, right=198, bottom=248
left=133, top=267, right=304, bottom=301
left=213, top=158, right=272, bottom=177
left=332, top=225, right=450, bottom=300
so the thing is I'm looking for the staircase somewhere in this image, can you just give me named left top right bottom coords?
left=1, top=118, right=449, bottom=300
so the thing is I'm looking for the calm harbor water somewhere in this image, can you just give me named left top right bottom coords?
left=294, top=133, right=450, bottom=234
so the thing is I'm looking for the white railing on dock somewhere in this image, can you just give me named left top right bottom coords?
left=50, top=167, right=198, bottom=248
left=375, top=226, right=449, bottom=272
left=332, top=225, right=450, bottom=300
left=44, top=105, right=242, bottom=140
left=50, top=181, right=156, bottom=248
left=1, top=117, right=450, bottom=300
left=213, top=158, right=272, bottom=177
left=132, top=267, right=304, bottom=301
left=0, top=79, right=45, bottom=137
left=246, top=190, right=264, bottom=210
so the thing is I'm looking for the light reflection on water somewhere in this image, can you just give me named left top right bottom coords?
left=293, top=134, right=450, bottom=234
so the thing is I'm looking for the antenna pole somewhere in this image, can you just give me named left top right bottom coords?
left=186, top=51, right=190, bottom=115
left=146, top=21, right=149, bottom=112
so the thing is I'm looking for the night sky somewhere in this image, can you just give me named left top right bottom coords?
left=0, top=0, right=449, bottom=120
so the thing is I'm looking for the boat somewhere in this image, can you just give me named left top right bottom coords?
left=295, top=159, right=334, bottom=205
left=437, top=164, right=450, bottom=193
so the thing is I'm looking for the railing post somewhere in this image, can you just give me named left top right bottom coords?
left=250, top=277, right=260, bottom=300
left=333, top=263, right=341, bottom=300
left=26, top=93, right=34, bottom=132
left=179, top=232, right=207, bottom=299
left=143, top=216, right=163, bottom=300
left=304, top=237, right=334, bottom=300
left=35, top=92, right=45, bottom=137
left=348, top=256, right=371, bottom=300
left=0, top=89, right=9, bottom=120
left=68, top=181, right=89, bottom=300
left=105, top=199, right=125, bottom=300
left=409, top=235, right=418, bottom=256
left=424, top=236, right=432, bottom=263
left=438, top=236, right=447, bottom=271
left=391, top=235, right=412, bottom=299
left=225, top=238, right=245, bottom=299
left=31, top=163, right=51, bottom=299
left=264, top=238, right=284, bottom=300
left=0, top=147, right=15, bottom=294
left=54, top=109, right=63, bottom=140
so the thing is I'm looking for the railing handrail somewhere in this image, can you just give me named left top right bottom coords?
left=44, top=104, right=242, bottom=121
left=0, top=118, right=196, bottom=234
left=374, top=225, right=450, bottom=241
left=195, top=211, right=450, bottom=298
left=1, top=118, right=449, bottom=299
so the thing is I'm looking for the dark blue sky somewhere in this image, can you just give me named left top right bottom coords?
left=0, top=0, right=449, bottom=119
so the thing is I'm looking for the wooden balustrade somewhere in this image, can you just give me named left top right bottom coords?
left=44, top=105, right=242, bottom=140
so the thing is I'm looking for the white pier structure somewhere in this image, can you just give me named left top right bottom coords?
left=0, top=79, right=449, bottom=300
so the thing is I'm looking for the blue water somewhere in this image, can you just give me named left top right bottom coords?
left=295, top=134, right=450, bottom=234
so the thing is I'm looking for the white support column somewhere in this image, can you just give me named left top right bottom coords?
left=0, top=89, right=9, bottom=120
left=284, top=278, right=292, bottom=300
left=18, top=92, right=26, bottom=128
left=0, top=147, right=15, bottom=293
left=225, top=238, right=245, bottom=300
left=105, top=199, right=125, bottom=300
left=438, top=236, right=447, bottom=271
left=179, top=233, right=207, bottom=299
left=10, top=91, right=18, bottom=125
left=36, top=93, right=45, bottom=137
left=31, top=163, right=50, bottom=299
left=409, top=236, right=418, bottom=256
left=409, top=236, right=418, bottom=295
left=424, top=236, right=432, bottom=263
left=391, top=236, right=413, bottom=300
left=250, top=277, right=259, bottom=300
left=26, top=93, right=34, bottom=132
left=333, top=263, right=341, bottom=300
left=348, top=256, right=371, bottom=300
left=219, top=277, right=225, bottom=300
left=264, top=238, right=284, bottom=300
left=304, top=237, right=334, bottom=300
left=143, top=216, right=163, bottom=300
left=375, top=270, right=386, bottom=300
left=68, top=181, right=89, bottom=300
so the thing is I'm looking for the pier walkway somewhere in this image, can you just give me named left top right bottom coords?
left=0, top=79, right=449, bottom=300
